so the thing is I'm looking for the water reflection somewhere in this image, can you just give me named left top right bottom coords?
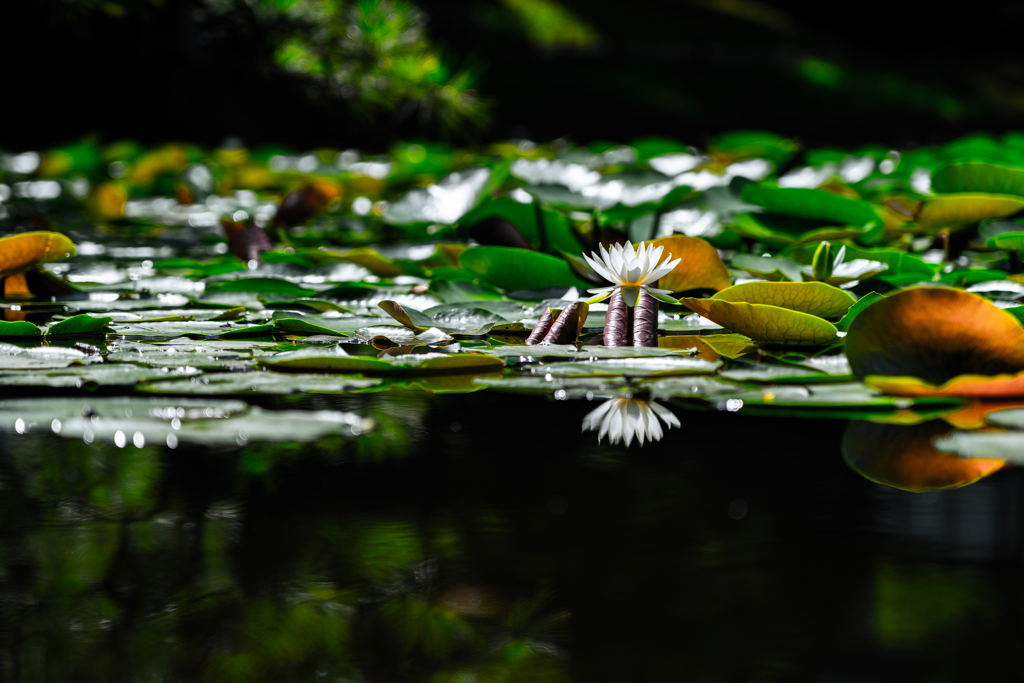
left=842, top=419, right=1006, bottom=491
left=581, top=398, right=680, bottom=447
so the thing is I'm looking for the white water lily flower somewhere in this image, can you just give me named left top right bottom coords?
left=582, top=240, right=681, bottom=307
left=581, top=398, right=681, bottom=447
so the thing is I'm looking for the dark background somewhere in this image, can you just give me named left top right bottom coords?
left=6, top=0, right=1024, bottom=151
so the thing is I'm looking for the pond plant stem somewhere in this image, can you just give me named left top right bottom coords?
left=633, top=289, right=659, bottom=347
left=604, top=290, right=632, bottom=346
left=525, top=307, right=557, bottom=345
left=543, top=301, right=586, bottom=344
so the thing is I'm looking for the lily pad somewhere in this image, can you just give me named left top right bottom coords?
left=139, top=372, right=381, bottom=395
left=0, top=231, right=77, bottom=279
left=531, top=356, right=720, bottom=377
left=708, top=282, right=856, bottom=318
left=646, top=235, right=732, bottom=292
left=931, top=160, right=1024, bottom=196
left=204, top=277, right=318, bottom=297
left=261, top=346, right=504, bottom=375
left=459, top=247, right=591, bottom=291
left=916, top=193, right=1024, bottom=231
left=740, top=184, right=879, bottom=226
left=846, top=287, right=1024, bottom=391
left=0, top=364, right=202, bottom=388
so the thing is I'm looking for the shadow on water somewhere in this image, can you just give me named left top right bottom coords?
left=0, top=391, right=1021, bottom=681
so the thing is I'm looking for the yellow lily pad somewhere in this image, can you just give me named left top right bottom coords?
left=710, top=281, right=856, bottom=318
left=677, top=298, right=838, bottom=345
left=916, top=193, right=1024, bottom=232
left=0, top=232, right=77, bottom=279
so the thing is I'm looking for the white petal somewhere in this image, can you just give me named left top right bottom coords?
left=620, top=285, right=641, bottom=307
left=583, top=252, right=617, bottom=283
left=647, top=256, right=682, bottom=283
left=649, top=401, right=680, bottom=428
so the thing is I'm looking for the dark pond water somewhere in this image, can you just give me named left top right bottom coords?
left=1, top=391, right=1021, bottom=682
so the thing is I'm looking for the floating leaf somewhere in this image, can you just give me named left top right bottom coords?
left=534, top=356, right=720, bottom=377
left=46, top=314, right=113, bottom=337
left=931, top=160, right=1024, bottom=196
left=726, top=213, right=872, bottom=246
left=204, top=278, right=318, bottom=297
left=262, top=347, right=504, bottom=374
left=675, top=297, right=838, bottom=345
left=459, top=247, right=591, bottom=291
left=0, top=231, right=77, bottom=279
left=916, top=193, right=1024, bottom=231
left=0, top=321, right=43, bottom=337
left=731, top=253, right=805, bottom=282
left=658, top=333, right=756, bottom=361
left=459, top=196, right=584, bottom=254
left=843, top=420, right=1005, bottom=491
left=984, top=231, right=1024, bottom=253
left=140, top=373, right=381, bottom=395
left=708, top=281, right=856, bottom=318
left=846, top=287, right=1024, bottom=390
left=0, top=364, right=201, bottom=388
left=740, top=185, right=878, bottom=226
left=645, top=235, right=731, bottom=292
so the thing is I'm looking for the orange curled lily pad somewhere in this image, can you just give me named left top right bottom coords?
left=846, top=287, right=1024, bottom=395
left=0, top=231, right=77, bottom=279
left=645, top=235, right=731, bottom=292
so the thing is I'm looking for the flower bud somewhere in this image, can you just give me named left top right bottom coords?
left=812, top=241, right=834, bottom=281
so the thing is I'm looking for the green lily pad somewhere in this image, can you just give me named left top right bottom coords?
left=45, top=314, right=114, bottom=337
left=984, top=231, right=1024, bottom=253
left=718, top=361, right=850, bottom=383
left=731, top=253, right=806, bottom=282
left=459, top=196, right=585, bottom=254
left=261, top=347, right=505, bottom=375
left=740, top=185, right=879, bottom=226
left=459, top=247, right=591, bottom=292
left=0, top=321, right=43, bottom=338
left=204, top=277, right=318, bottom=297
left=931, top=160, right=1024, bottom=196
left=531, top=356, right=720, bottom=377
left=0, top=364, right=202, bottom=388
left=916, top=193, right=1024, bottom=231
left=271, top=311, right=379, bottom=337
left=727, top=213, right=872, bottom=246
left=139, top=373, right=382, bottom=395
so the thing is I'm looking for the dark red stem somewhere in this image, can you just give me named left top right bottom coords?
left=603, top=290, right=632, bottom=346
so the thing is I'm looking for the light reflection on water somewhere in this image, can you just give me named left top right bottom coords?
left=0, top=392, right=1021, bottom=680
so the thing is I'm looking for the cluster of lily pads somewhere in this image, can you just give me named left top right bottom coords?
left=6, top=132, right=1024, bottom=489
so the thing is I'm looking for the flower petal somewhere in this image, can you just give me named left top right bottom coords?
left=620, top=285, right=641, bottom=307
left=583, top=252, right=617, bottom=283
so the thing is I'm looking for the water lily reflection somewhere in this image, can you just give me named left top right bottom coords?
left=582, top=398, right=680, bottom=447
